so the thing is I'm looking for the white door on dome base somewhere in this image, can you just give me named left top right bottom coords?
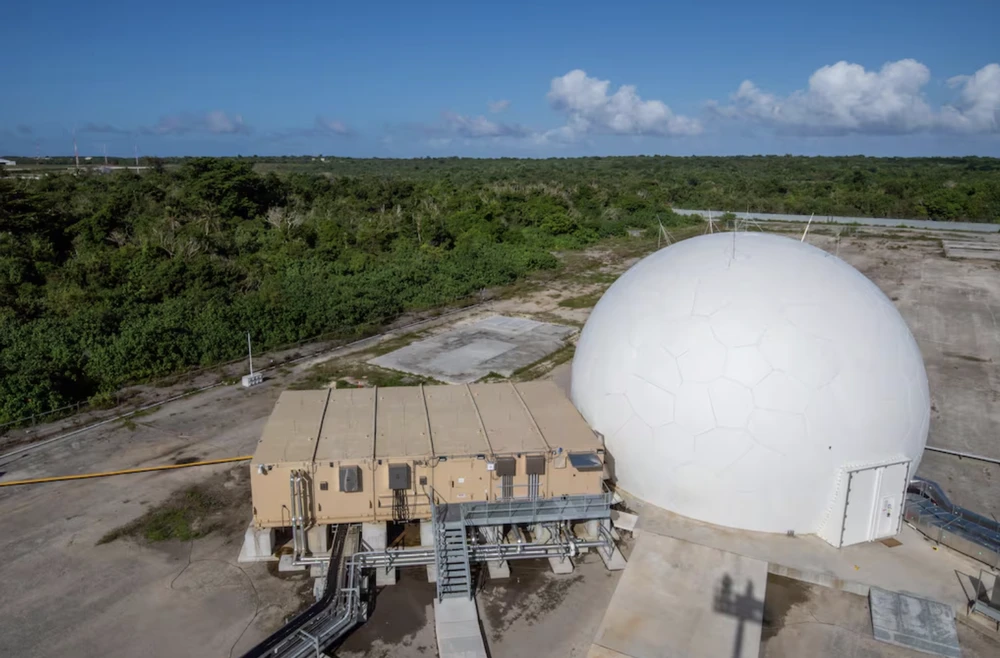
left=828, top=459, right=910, bottom=548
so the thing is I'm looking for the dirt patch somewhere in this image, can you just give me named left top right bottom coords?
left=761, top=574, right=813, bottom=641
left=171, top=456, right=200, bottom=465
left=97, top=466, right=250, bottom=545
left=337, top=568, right=436, bottom=657
left=480, top=560, right=584, bottom=641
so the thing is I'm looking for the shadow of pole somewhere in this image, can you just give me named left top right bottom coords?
left=713, top=573, right=765, bottom=658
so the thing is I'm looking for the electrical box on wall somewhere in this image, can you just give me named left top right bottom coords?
left=339, top=465, right=361, bottom=492
left=525, top=454, right=546, bottom=475
left=388, top=463, right=411, bottom=490
left=495, top=457, right=516, bottom=477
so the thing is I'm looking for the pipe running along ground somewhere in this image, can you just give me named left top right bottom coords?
left=0, top=455, right=252, bottom=488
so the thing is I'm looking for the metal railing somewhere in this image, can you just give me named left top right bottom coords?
left=462, top=487, right=613, bottom=528
left=904, top=477, right=1000, bottom=569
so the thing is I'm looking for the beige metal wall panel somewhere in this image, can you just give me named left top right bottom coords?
left=515, top=380, right=601, bottom=452
left=253, top=390, right=331, bottom=464
left=423, top=385, right=490, bottom=457
left=373, top=459, right=434, bottom=521
left=251, top=461, right=312, bottom=528
left=547, top=459, right=604, bottom=496
left=314, top=388, right=376, bottom=462
left=468, top=383, right=548, bottom=455
left=375, top=387, right=433, bottom=459
left=434, top=458, right=491, bottom=504
left=312, top=460, right=375, bottom=524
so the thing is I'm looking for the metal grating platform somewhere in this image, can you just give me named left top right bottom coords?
left=869, top=587, right=961, bottom=657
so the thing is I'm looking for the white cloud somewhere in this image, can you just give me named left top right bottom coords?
left=314, top=117, right=352, bottom=135
left=488, top=99, right=511, bottom=113
left=546, top=69, right=702, bottom=140
left=714, top=60, right=1000, bottom=135
left=441, top=111, right=530, bottom=138
left=143, top=111, right=251, bottom=136
left=941, top=64, right=1000, bottom=133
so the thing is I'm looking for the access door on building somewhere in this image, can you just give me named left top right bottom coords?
left=839, top=460, right=910, bottom=548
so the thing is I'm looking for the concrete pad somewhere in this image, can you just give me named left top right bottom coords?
left=305, top=524, right=329, bottom=556
left=549, top=555, right=575, bottom=574
left=278, top=553, right=307, bottom=573
left=363, top=522, right=396, bottom=586
left=369, top=315, right=574, bottom=384
left=591, top=532, right=767, bottom=658
left=434, top=597, right=488, bottom=658
left=942, top=240, right=1000, bottom=261
left=479, top=526, right=510, bottom=579
left=630, top=491, right=992, bottom=615
left=486, top=560, right=511, bottom=580
left=237, top=522, right=276, bottom=563
left=610, top=510, right=638, bottom=534
left=870, top=587, right=962, bottom=657
left=421, top=520, right=438, bottom=583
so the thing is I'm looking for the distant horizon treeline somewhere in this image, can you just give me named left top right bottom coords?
left=0, top=155, right=997, bottom=423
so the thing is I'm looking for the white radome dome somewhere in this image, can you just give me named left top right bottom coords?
left=572, top=232, right=930, bottom=535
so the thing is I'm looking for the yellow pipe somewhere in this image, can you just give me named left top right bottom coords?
left=0, top=455, right=253, bottom=488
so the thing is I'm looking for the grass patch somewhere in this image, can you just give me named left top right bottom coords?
left=558, top=291, right=605, bottom=309
left=291, top=362, right=441, bottom=390
left=512, top=342, right=576, bottom=381
left=98, top=467, right=249, bottom=545
left=367, top=330, right=430, bottom=358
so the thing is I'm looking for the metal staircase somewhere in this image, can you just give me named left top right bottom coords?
left=435, top=503, right=473, bottom=600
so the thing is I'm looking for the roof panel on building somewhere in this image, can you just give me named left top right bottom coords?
left=375, top=386, right=433, bottom=458
left=256, top=381, right=599, bottom=465
left=423, top=384, right=489, bottom=457
left=468, top=383, right=548, bottom=455
left=254, top=390, right=330, bottom=464
left=514, top=380, right=601, bottom=452
left=315, top=387, right=376, bottom=462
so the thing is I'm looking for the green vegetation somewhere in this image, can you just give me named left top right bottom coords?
left=98, top=479, right=238, bottom=544
left=291, top=362, right=439, bottom=390
left=2, top=154, right=998, bottom=423
left=558, top=291, right=605, bottom=309
left=512, top=342, right=576, bottom=381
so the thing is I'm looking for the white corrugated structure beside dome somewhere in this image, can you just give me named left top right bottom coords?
left=571, top=232, right=930, bottom=537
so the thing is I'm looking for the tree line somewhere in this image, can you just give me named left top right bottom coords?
left=0, top=155, right=997, bottom=423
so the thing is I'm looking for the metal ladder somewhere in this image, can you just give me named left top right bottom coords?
left=435, top=504, right=473, bottom=600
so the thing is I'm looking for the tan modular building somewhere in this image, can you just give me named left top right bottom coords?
left=250, top=381, right=605, bottom=529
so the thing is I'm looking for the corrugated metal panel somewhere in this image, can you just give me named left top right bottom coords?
left=253, top=390, right=329, bottom=463
left=375, top=386, right=432, bottom=458
left=423, top=385, right=489, bottom=456
left=515, top=380, right=599, bottom=452
left=468, top=383, right=547, bottom=454
left=314, top=388, right=375, bottom=462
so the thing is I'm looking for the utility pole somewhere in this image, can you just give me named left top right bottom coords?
left=241, top=331, right=262, bottom=388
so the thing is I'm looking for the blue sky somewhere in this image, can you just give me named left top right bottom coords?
left=2, top=0, right=999, bottom=158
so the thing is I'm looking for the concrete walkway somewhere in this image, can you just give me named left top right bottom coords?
left=434, top=597, right=488, bottom=658
left=589, top=533, right=767, bottom=658
left=626, top=491, right=986, bottom=615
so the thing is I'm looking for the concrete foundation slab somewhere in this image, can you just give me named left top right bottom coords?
left=628, top=491, right=992, bottom=616
left=870, top=587, right=962, bottom=657
left=237, top=523, right=276, bottom=563
left=369, top=315, right=575, bottom=384
left=942, top=240, right=1000, bottom=261
left=548, top=555, right=575, bottom=574
left=362, top=522, right=396, bottom=586
left=278, top=554, right=307, bottom=573
left=305, top=525, right=329, bottom=556
left=420, top=520, right=438, bottom=583
left=610, top=510, right=638, bottom=534
left=591, top=532, right=767, bottom=658
left=434, top=597, right=488, bottom=658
